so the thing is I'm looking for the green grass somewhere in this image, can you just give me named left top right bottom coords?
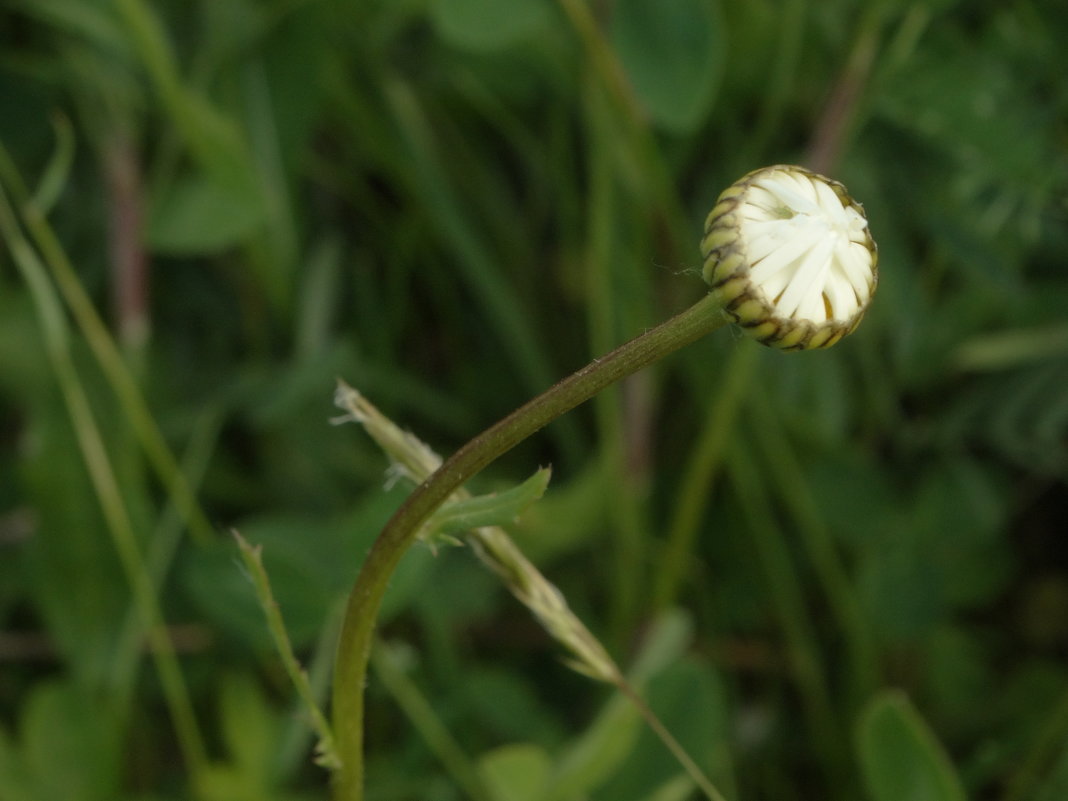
left=2, top=1, right=1068, bottom=799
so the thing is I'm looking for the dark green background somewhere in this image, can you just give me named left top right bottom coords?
left=1, top=1, right=1066, bottom=799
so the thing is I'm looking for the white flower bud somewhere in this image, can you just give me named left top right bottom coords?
left=701, top=165, right=878, bottom=350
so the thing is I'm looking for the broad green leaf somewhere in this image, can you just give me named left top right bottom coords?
left=593, top=658, right=733, bottom=801
left=479, top=744, right=552, bottom=801
left=424, top=467, right=551, bottom=538
left=642, top=775, right=694, bottom=801
left=545, top=689, right=641, bottom=801
left=625, top=608, right=694, bottom=684
left=182, top=489, right=409, bottom=651
left=20, top=407, right=128, bottom=688
left=182, top=519, right=342, bottom=652
left=611, top=0, right=725, bottom=133
left=148, top=174, right=265, bottom=255
left=0, top=725, right=32, bottom=801
left=922, top=627, right=993, bottom=735
left=459, top=666, right=566, bottom=746
left=217, top=673, right=281, bottom=789
left=430, top=0, right=552, bottom=51
left=857, top=691, right=966, bottom=801
left=544, top=611, right=695, bottom=800
left=878, top=41, right=1053, bottom=191
left=1034, top=734, right=1068, bottom=801
left=22, top=682, right=122, bottom=801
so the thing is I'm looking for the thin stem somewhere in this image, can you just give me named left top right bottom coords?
left=104, top=129, right=150, bottom=352
left=555, top=0, right=640, bottom=122
left=0, top=167, right=211, bottom=792
left=582, top=79, right=654, bottom=642
left=23, top=202, right=216, bottom=546
left=0, top=140, right=216, bottom=547
left=804, top=5, right=887, bottom=175
left=614, top=681, right=729, bottom=801
left=110, top=406, right=221, bottom=707
left=331, top=292, right=727, bottom=800
left=235, top=532, right=341, bottom=770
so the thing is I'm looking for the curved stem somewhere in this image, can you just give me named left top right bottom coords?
left=331, top=292, right=727, bottom=800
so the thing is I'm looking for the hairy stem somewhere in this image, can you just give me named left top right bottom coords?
left=331, top=292, right=726, bottom=800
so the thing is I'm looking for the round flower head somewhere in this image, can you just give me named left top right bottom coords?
left=701, top=165, right=878, bottom=350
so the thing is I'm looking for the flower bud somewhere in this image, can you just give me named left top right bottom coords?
left=701, top=165, right=878, bottom=350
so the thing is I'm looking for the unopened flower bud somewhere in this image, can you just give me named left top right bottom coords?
left=701, top=165, right=878, bottom=350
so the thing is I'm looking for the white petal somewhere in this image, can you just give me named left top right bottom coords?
left=774, top=236, right=833, bottom=318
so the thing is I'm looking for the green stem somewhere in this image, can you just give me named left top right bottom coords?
left=331, top=292, right=727, bottom=800
left=0, top=157, right=211, bottom=793
left=614, top=682, right=729, bottom=801
left=235, top=532, right=340, bottom=770
left=0, top=140, right=216, bottom=547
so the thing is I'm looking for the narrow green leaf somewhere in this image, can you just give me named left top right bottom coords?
left=424, top=467, right=552, bottom=538
left=31, top=114, right=74, bottom=215
left=857, top=690, right=967, bottom=801
left=642, top=774, right=695, bottom=801
left=8, top=0, right=129, bottom=54
left=478, top=743, right=552, bottom=801
left=216, top=673, right=281, bottom=784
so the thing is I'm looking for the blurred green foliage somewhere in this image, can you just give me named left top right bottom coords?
left=1, top=0, right=1067, bottom=799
